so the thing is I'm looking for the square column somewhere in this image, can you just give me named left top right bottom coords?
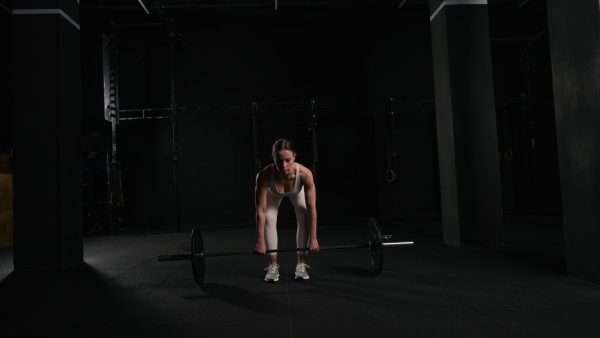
left=429, top=0, right=504, bottom=246
left=547, top=0, right=600, bottom=284
left=12, top=0, right=82, bottom=270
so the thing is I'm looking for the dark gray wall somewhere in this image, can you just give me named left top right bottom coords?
left=489, top=0, right=561, bottom=216
left=78, top=3, right=560, bottom=231
left=81, top=7, right=441, bottom=230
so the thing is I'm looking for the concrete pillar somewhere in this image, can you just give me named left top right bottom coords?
left=547, top=0, right=600, bottom=284
left=429, top=0, right=504, bottom=246
left=12, top=0, right=82, bottom=270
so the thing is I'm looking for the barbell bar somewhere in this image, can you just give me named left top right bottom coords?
left=157, top=217, right=414, bottom=286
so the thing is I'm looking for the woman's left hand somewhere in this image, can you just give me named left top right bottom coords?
left=309, top=238, right=319, bottom=252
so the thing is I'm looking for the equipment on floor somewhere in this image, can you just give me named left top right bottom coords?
left=157, top=218, right=414, bottom=286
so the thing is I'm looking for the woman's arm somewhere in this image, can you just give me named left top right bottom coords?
left=255, top=170, right=269, bottom=255
left=303, top=168, right=319, bottom=252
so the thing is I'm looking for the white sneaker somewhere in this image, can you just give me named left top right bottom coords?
left=294, top=263, right=310, bottom=280
left=264, top=264, right=280, bottom=282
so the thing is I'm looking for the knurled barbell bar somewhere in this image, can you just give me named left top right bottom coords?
left=157, top=217, right=414, bottom=286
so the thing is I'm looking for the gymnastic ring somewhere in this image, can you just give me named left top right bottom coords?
left=504, top=149, right=513, bottom=161
left=385, top=170, right=396, bottom=183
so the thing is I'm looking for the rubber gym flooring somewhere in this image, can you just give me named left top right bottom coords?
left=1, top=215, right=600, bottom=338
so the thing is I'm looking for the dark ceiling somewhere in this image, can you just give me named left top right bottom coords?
left=0, top=0, right=548, bottom=40
left=74, top=1, right=547, bottom=40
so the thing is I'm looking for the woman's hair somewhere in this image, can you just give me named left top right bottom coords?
left=272, top=138, right=296, bottom=158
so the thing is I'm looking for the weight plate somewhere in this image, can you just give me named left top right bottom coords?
left=191, top=227, right=206, bottom=286
left=368, top=218, right=383, bottom=276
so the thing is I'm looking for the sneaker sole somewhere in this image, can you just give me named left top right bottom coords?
left=265, top=274, right=280, bottom=282
left=294, top=275, right=309, bottom=280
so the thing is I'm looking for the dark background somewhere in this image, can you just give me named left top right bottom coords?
left=1, top=0, right=561, bottom=232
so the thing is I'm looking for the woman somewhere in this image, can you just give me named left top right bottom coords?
left=254, top=138, right=319, bottom=281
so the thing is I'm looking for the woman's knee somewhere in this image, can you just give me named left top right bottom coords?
left=294, top=205, right=307, bottom=218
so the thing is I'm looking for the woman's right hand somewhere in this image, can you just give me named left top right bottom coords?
left=255, top=240, right=267, bottom=255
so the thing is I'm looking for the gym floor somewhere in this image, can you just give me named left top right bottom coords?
left=1, top=215, right=599, bottom=338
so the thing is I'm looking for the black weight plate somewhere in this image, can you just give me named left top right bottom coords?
left=368, top=218, right=383, bottom=275
left=191, top=227, right=206, bottom=286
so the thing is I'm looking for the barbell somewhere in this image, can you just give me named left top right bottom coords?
left=157, top=217, right=414, bottom=286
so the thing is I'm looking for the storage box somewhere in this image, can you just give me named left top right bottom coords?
left=0, top=211, right=13, bottom=248
left=0, top=174, right=13, bottom=211
left=0, top=151, right=9, bottom=173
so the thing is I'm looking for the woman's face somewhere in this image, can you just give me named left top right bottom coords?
left=274, top=150, right=296, bottom=175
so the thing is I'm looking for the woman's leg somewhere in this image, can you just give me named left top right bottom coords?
left=289, top=188, right=309, bottom=263
left=265, top=192, right=283, bottom=265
